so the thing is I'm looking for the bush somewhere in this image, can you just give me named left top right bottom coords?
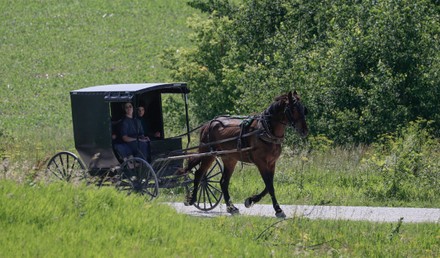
left=362, top=119, right=440, bottom=202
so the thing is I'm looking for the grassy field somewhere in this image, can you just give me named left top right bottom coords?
left=1, top=181, right=438, bottom=257
left=0, top=0, right=196, bottom=161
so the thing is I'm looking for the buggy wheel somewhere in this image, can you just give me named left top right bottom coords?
left=45, top=151, right=87, bottom=182
left=186, top=157, right=223, bottom=211
left=116, top=157, right=159, bottom=201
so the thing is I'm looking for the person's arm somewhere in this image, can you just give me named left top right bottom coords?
left=122, top=135, right=137, bottom=142
left=137, top=119, right=150, bottom=141
left=121, top=119, right=137, bottom=142
left=121, top=119, right=149, bottom=142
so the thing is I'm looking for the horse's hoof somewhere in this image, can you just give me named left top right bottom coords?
left=184, top=196, right=195, bottom=206
left=227, top=206, right=240, bottom=215
left=244, top=198, right=254, bottom=208
left=275, top=210, right=286, bottom=218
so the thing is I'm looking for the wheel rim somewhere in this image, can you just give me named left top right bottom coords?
left=117, top=157, right=159, bottom=201
left=187, top=158, right=223, bottom=211
left=46, top=151, right=86, bottom=182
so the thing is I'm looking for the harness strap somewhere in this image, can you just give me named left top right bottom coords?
left=238, top=116, right=255, bottom=150
left=258, top=119, right=284, bottom=145
left=200, top=129, right=261, bottom=147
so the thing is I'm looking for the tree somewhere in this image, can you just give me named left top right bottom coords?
left=163, top=0, right=440, bottom=144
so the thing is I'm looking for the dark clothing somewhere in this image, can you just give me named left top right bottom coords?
left=121, top=116, right=144, bottom=139
left=140, top=117, right=161, bottom=140
left=125, top=141, right=149, bottom=161
left=113, top=143, right=132, bottom=159
left=139, top=118, right=148, bottom=137
left=120, top=117, right=150, bottom=160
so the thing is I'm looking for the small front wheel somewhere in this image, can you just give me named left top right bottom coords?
left=45, top=151, right=87, bottom=183
left=116, top=157, right=159, bottom=201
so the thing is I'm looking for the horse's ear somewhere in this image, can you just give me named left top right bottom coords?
left=288, top=91, right=294, bottom=103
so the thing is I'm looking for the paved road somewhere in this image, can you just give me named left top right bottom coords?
left=168, top=202, right=440, bottom=223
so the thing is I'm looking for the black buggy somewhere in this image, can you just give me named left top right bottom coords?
left=46, top=83, right=223, bottom=211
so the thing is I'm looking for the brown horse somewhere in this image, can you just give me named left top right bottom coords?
left=185, top=91, right=308, bottom=218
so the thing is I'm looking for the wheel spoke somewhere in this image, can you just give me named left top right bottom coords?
left=190, top=158, right=223, bottom=211
left=66, top=154, right=71, bottom=180
left=206, top=182, right=222, bottom=203
left=116, top=157, right=158, bottom=201
left=59, top=155, right=69, bottom=180
left=203, top=183, right=214, bottom=209
left=196, top=183, right=204, bottom=208
left=48, top=167, right=64, bottom=181
left=205, top=162, right=222, bottom=180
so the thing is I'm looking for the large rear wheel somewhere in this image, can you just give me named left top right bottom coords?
left=116, top=157, right=159, bottom=201
left=186, top=157, right=223, bottom=211
left=45, top=151, right=87, bottom=183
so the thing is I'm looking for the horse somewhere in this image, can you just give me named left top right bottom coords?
left=184, top=91, right=308, bottom=218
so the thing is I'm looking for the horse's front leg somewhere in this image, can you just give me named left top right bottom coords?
left=261, top=171, right=286, bottom=218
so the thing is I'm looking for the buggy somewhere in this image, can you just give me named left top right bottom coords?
left=46, top=83, right=223, bottom=211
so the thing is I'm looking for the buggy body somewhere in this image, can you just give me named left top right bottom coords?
left=70, top=82, right=190, bottom=174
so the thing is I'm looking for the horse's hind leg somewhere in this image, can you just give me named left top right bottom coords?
left=187, top=156, right=215, bottom=205
left=221, top=159, right=239, bottom=215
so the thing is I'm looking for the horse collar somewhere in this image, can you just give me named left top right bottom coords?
left=258, top=118, right=284, bottom=145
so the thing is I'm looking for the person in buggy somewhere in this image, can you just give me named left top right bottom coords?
left=137, top=104, right=161, bottom=140
left=113, top=102, right=150, bottom=162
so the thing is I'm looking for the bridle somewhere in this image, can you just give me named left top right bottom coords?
left=258, top=98, right=295, bottom=145
left=284, top=97, right=298, bottom=129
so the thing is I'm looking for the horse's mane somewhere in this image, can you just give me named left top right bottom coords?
left=274, top=93, right=288, bottom=102
left=263, top=94, right=288, bottom=117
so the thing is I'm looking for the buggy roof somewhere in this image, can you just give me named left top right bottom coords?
left=71, top=82, right=188, bottom=95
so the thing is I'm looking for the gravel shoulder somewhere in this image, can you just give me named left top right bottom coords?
left=167, top=202, right=440, bottom=223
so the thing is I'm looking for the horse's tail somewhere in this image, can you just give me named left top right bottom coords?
left=177, top=123, right=210, bottom=175
left=186, top=155, right=203, bottom=172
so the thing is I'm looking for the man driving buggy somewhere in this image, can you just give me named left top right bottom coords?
left=118, top=102, right=150, bottom=161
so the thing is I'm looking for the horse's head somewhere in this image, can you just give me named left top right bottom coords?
left=284, top=91, right=308, bottom=137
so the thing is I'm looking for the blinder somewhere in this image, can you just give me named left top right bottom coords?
left=284, top=96, right=307, bottom=129
left=284, top=98, right=298, bottom=128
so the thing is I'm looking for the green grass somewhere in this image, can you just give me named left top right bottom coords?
left=4, top=143, right=440, bottom=209
left=0, top=0, right=197, bottom=161
left=1, top=181, right=438, bottom=257
left=157, top=145, right=440, bottom=208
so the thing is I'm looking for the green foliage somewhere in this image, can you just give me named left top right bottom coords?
left=167, top=0, right=440, bottom=144
left=1, top=181, right=439, bottom=257
left=162, top=94, right=190, bottom=137
left=187, top=0, right=237, bottom=17
left=362, top=119, right=440, bottom=202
